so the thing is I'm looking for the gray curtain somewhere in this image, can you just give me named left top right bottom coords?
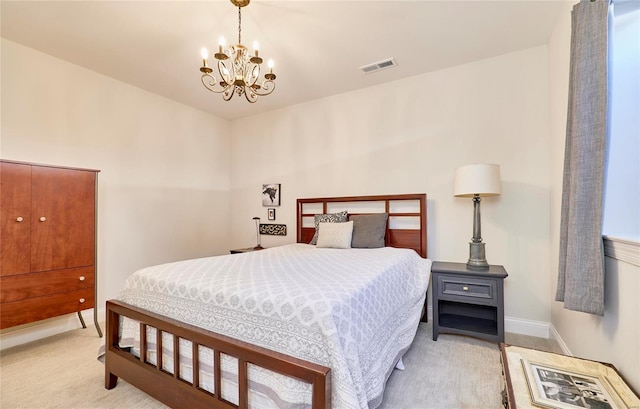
left=556, top=0, right=609, bottom=316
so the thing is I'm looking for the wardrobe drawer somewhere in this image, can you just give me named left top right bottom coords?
left=0, top=288, right=94, bottom=329
left=0, top=266, right=94, bottom=303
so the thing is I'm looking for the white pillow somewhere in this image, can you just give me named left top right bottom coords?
left=316, top=221, right=354, bottom=249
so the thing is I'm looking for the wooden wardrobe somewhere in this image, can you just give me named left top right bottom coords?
left=0, top=160, right=101, bottom=336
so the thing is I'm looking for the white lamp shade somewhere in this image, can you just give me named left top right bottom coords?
left=453, top=164, right=501, bottom=197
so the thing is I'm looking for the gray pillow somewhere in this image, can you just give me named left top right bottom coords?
left=310, top=210, right=348, bottom=245
left=350, top=213, right=389, bottom=248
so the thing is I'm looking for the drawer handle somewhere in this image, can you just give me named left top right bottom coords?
left=79, top=276, right=86, bottom=282
left=39, top=216, right=46, bottom=222
left=79, top=298, right=86, bottom=304
left=463, top=286, right=469, bottom=291
left=16, top=216, right=24, bottom=222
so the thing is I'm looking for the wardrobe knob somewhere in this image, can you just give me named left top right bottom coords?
left=79, top=298, right=86, bottom=304
left=79, top=276, right=86, bottom=282
left=16, top=217, right=24, bottom=222
left=39, top=216, right=46, bottom=222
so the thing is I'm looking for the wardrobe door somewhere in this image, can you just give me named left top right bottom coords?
left=30, top=166, right=95, bottom=272
left=0, top=162, right=32, bottom=276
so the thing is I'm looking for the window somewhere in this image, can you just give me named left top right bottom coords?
left=602, top=0, right=640, bottom=265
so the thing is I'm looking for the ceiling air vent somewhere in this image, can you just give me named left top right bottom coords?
left=360, top=58, right=398, bottom=74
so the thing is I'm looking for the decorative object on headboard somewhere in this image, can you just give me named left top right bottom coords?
left=259, top=224, right=287, bottom=236
left=262, top=184, right=281, bottom=206
left=252, top=217, right=264, bottom=249
left=453, top=164, right=501, bottom=270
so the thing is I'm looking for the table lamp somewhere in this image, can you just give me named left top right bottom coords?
left=454, top=164, right=501, bottom=269
left=253, top=216, right=263, bottom=250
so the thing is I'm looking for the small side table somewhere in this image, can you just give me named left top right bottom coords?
left=229, top=247, right=265, bottom=254
left=431, top=261, right=508, bottom=343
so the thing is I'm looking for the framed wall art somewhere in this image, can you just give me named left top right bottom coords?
left=501, top=344, right=639, bottom=409
left=259, top=224, right=287, bottom=236
left=522, top=360, right=626, bottom=409
left=262, top=184, right=281, bottom=206
left=268, top=208, right=276, bottom=220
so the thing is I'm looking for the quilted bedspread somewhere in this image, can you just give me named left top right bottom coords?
left=118, top=243, right=431, bottom=409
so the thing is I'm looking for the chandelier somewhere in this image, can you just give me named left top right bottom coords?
left=199, top=0, right=276, bottom=103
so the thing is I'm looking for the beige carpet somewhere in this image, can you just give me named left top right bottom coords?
left=379, top=326, right=561, bottom=409
left=0, top=323, right=561, bottom=409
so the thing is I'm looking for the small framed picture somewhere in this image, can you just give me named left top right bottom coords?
left=262, top=184, right=281, bottom=206
left=268, top=208, right=276, bottom=221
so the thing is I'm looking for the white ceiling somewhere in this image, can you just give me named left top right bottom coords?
left=1, top=0, right=568, bottom=121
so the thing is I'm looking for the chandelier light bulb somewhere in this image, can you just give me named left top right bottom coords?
left=253, top=41, right=259, bottom=57
left=199, top=47, right=213, bottom=74
left=268, top=59, right=274, bottom=71
left=218, top=36, right=226, bottom=53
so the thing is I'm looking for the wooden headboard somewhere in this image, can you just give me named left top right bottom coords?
left=296, top=193, right=427, bottom=258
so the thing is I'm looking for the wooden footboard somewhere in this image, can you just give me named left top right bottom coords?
left=105, top=300, right=331, bottom=409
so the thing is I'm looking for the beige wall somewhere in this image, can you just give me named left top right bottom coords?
left=548, top=4, right=640, bottom=393
left=229, top=46, right=553, bottom=330
left=0, top=40, right=231, bottom=340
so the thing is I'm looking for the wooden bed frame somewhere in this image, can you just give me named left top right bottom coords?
left=105, top=193, right=427, bottom=409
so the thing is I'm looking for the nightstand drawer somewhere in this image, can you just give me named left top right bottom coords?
left=437, top=275, right=497, bottom=306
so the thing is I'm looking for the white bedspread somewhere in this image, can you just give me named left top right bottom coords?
left=118, top=243, right=431, bottom=409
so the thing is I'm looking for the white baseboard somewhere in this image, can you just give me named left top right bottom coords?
left=0, top=308, right=105, bottom=351
left=549, top=322, right=572, bottom=356
left=505, top=316, right=551, bottom=338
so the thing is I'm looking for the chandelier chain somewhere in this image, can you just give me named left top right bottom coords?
left=238, top=6, right=242, bottom=45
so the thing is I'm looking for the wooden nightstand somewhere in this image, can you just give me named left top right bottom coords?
left=229, top=247, right=265, bottom=254
left=431, top=261, right=508, bottom=343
